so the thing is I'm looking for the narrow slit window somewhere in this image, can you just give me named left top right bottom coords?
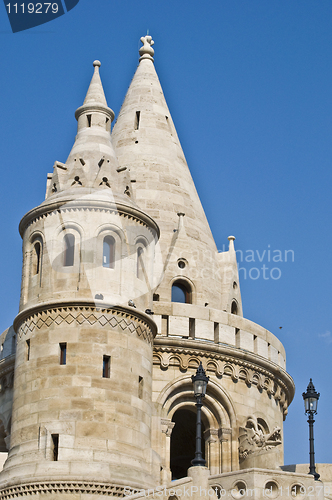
left=103, top=355, right=111, bottom=378
left=87, top=114, right=92, bottom=127
left=60, top=343, right=67, bottom=365
left=51, top=434, right=59, bottom=461
left=63, top=234, right=75, bottom=267
left=26, top=339, right=30, bottom=361
left=33, top=242, right=41, bottom=275
left=138, top=376, right=144, bottom=399
left=103, top=236, right=115, bottom=269
left=137, top=246, right=144, bottom=280
left=189, top=318, right=195, bottom=339
left=134, top=111, right=140, bottom=130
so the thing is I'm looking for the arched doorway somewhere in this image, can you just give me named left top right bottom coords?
left=170, top=409, right=205, bottom=480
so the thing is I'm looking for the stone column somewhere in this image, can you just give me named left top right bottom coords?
left=204, top=429, right=219, bottom=474
left=161, top=418, right=175, bottom=483
left=219, top=427, right=232, bottom=472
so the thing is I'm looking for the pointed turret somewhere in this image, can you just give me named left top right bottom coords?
left=218, top=235, right=243, bottom=315
left=45, top=61, right=132, bottom=199
left=112, top=36, right=225, bottom=309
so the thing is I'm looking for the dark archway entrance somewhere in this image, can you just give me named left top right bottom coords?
left=170, top=409, right=205, bottom=480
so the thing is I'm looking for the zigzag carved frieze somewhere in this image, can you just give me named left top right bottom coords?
left=153, top=345, right=289, bottom=415
left=17, top=306, right=154, bottom=345
left=0, top=481, right=136, bottom=499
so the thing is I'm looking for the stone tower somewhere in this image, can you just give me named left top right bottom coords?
left=0, top=59, right=159, bottom=494
left=1, top=35, right=323, bottom=500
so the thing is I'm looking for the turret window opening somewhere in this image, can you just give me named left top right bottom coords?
left=106, top=117, right=110, bottom=132
left=26, top=339, right=30, bottom=361
left=138, top=376, right=144, bottom=399
left=87, top=114, right=92, bottom=127
left=103, top=355, right=111, bottom=378
left=135, top=111, right=140, bottom=130
left=63, top=234, right=75, bottom=267
left=51, top=434, right=59, bottom=461
left=103, top=236, right=115, bottom=269
left=171, top=280, right=192, bottom=304
left=60, top=343, right=67, bottom=365
left=136, top=242, right=146, bottom=280
left=231, top=300, right=238, bottom=315
left=33, top=241, right=41, bottom=275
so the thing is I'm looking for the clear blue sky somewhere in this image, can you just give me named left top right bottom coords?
left=0, top=0, right=331, bottom=467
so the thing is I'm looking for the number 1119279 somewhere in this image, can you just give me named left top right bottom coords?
left=6, top=3, right=59, bottom=14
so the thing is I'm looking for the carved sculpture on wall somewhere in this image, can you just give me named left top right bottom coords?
left=238, top=416, right=281, bottom=461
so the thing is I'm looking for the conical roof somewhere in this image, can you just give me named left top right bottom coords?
left=45, top=61, right=133, bottom=203
left=111, top=36, right=224, bottom=309
left=82, top=60, right=108, bottom=107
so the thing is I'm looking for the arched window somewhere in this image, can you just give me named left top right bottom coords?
left=63, top=234, right=75, bottom=267
left=171, top=280, right=192, bottom=304
left=231, top=300, right=238, bottom=315
left=103, top=236, right=115, bottom=269
left=137, top=245, right=144, bottom=280
left=32, top=241, right=41, bottom=275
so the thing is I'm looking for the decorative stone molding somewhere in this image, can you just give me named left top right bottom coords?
left=204, top=428, right=219, bottom=443
left=238, top=416, right=282, bottom=461
left=161, top=418, right=175, bottom=437
left=15, top=305, right=155, bottom=345
left=153, top=340, right=293, bottom=417
left=19, top=199, right=159, bottom=239
left=0, top=481, right=137, bottom=499
left=219, top=428, right=232, bottom=442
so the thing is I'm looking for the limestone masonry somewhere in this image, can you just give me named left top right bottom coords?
left=0, top=35, right=330, bottom=499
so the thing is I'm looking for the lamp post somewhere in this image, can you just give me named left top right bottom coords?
left=302, top=379, right=320, bottom=480
left=191, top=362, right=209, bottom=467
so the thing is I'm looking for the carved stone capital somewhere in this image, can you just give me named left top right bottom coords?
left=161, top=418, right=175, bottom=437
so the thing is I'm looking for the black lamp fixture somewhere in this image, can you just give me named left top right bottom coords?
left=191, top=362, right=209, bottom=467
left=302, top=379, right=320, bottom=480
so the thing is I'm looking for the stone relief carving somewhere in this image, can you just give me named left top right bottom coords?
left=238, top=416, right=282, bottom=461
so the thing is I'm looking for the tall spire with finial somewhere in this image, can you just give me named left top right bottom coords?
left=45, top=60, right=132, bottom=199
left=111, top=35, right=229, bottom=310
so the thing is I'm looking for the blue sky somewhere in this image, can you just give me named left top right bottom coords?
left=0, top=0, right=331, bottom=467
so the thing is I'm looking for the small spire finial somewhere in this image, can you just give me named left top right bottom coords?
left=93, top=60, right=101, bottom=68
left=228, top=235, right=236, bottom=253
left=139, top=35, right=154, bottom=62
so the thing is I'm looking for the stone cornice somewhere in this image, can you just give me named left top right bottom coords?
left=19, top=198, right=160, bottom=238
left=0, top=481, right=136, bottom=499
left=153, top=337, right=295, bottom=416
left=14, top=301, right=157, bottom=345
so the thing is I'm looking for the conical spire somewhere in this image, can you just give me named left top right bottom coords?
left=83, top=60, right=108, bottom=106
left=111, top=36, right=225, bottom=309
left=45, top=61, right=132, bottom=200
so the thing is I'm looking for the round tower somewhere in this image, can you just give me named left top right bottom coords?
left=0, top=61, right=159, bottom=495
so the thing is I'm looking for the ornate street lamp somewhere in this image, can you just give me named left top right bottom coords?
left=302, top=379, right=320, bottom=480
left=191, top=362, right=209, bottom=467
